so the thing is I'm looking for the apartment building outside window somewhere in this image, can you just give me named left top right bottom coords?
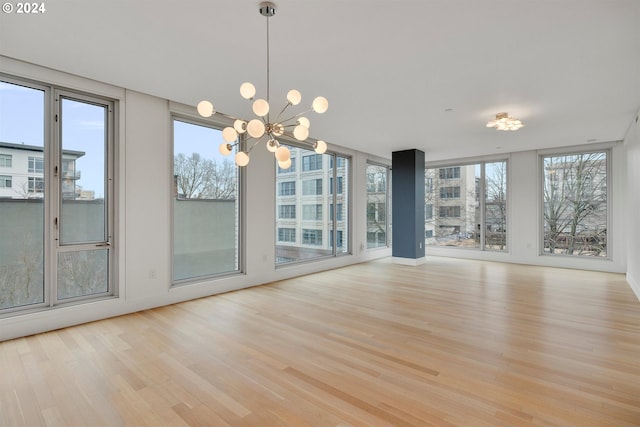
left=0, top=175, right=11, bottom=188
left=439, top=206, right=461, bottom=218
left=28, top=156, right=44, bottom=173
left=331, top=230, right=344, bottom=248
left=302, top=229, right=322, bottom=245
left=302, top=178, right=322, bottom=195
left=302, top=204, right=323, bottom=221
left=426, top=160, right=507, bottom=251
left=329, top=176, right=343, bottom=194
left=0, top=154, right=12, bottom=167
left=278, top=204, right=296, bottom=219
left=275, top=144, right=350, bottom=265
left=330, top=203, right=344, bottom=222
left=278, top=228, right=296, bottom=243
left=440, top=186, right=460, bottom=199
left=278, top=181, right=295, bottom=196
left=439, top=167, right=460, bottom=179
left=28, top=176, right=44, bottom=193
left=302, top=154, right=322, bottom=171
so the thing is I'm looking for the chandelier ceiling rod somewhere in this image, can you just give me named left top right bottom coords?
left=261, top=2, right=274, bottom=110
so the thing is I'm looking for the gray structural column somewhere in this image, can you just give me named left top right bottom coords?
left=391, top=149, right=426, bottom=265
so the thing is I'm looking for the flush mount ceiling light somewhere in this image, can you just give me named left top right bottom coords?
left=486, top=112, right=525, bottom=131
left=196, top=2, right=328, bottom=169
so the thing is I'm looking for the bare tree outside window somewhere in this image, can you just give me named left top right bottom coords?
left=485, top=162, right=507, bottom=250
left=543, top=151, right=607, bottom=256
left=0, top=232, right=43, bottom=310
left=174, top=152, right=236, bottom=199
left=172, top=119, right=240, bottom=282
left=366, top=164, right=388, bottom=248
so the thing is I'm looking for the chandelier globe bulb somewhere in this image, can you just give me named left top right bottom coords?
left=247, top=119, right=266, bottom=138
left=252, top=99, right=270, bottom=117
left=275, top=145, right=291, bottom=162
left=314, top=140, right=327, bottom=154
left=197, top=100, right=215, bottom=117
left=240, top=82, right=256, bottom=100
left=266, top=139, right=279, bottom=152
left=293, top=125, right=309, bottom=141
left=234, top=119, right=247, bottom=134
left=312, top=96, right=328, bottom=114
left=287, top=89, right=302, bottom=105
left=278, top=158, right=292, bottom=169
left=297, top=117, right=310, bottom=128
left=222, top=127, right=238, bottom=142
left=235, top=151, right=250, bottom=167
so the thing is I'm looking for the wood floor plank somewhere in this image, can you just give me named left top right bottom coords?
left=1, top=258, right=639, bottom=426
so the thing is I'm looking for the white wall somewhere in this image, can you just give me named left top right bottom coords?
left=624, top=110, right=640, bottom=299
left=0, top=58, right=390, bottom=341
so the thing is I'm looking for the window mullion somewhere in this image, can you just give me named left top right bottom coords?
left=332, top=153, right=338, bottom=255
left=48, top=89, right=61, bottom=307
left=480, top=163, right=486, bottom=250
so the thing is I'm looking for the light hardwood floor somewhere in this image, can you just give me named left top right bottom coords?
left=1, top=257, right=640, bottom=426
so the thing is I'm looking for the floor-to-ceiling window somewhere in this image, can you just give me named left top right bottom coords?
left=541, top=150, right=608, bottom=257
left=172, top=117, right=241, bottom=283
left=425, top=160, right=507, bottom=251
left=275, top=144, right=350, bottom=265
left=366, top=163, right=390, bottom=249
left=0, top=77, right=115, bottom=313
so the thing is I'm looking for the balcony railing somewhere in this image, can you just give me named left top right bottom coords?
left=61, top=170, right=81, bottom=180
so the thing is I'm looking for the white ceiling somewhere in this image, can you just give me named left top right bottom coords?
left=1, top=0, right=639, bottom=161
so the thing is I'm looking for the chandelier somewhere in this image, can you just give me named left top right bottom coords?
left=486, top=112, right=525, bottom=131
left=196, top=2, right=328, bottom=169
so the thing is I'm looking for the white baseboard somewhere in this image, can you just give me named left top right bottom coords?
left=392, top=256, right=427, bottom=266
left=627, top=272, right=640, bottom=302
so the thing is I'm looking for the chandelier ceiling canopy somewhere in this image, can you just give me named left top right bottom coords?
left=197, top=2, right=328, bottom=169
